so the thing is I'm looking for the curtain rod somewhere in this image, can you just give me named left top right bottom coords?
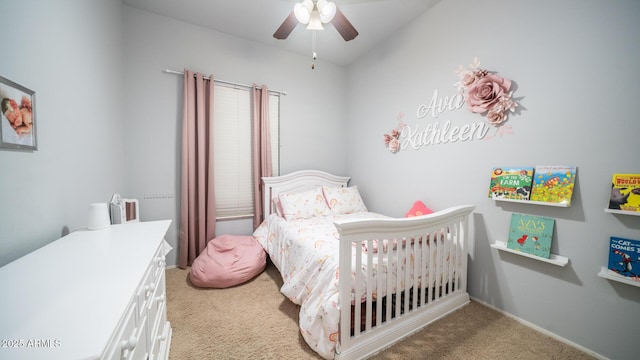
left=163, top=69, right=287, bottom=96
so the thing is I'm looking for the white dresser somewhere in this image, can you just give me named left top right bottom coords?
left=0, top=220, right=173, bottom=360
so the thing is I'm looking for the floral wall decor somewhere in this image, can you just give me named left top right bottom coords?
left=454, top=58, right=520, bottom=129
left=383, top=112, right=406, bottom=153
left=383, top=58, right=521, bottom=153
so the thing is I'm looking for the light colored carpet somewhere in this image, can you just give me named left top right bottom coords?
left=165, top=262, right=596, bottom=360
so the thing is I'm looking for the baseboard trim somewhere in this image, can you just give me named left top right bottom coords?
left=469, top=296, right=607, bottom=360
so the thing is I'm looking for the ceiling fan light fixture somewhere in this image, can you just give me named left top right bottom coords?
left=306, top=9, right=324, bottom=30
left=317, top=0, right=336, bottom=23
left=294, top=3, right=311, bottom=24
left=273, top=0, right=358, bottom=41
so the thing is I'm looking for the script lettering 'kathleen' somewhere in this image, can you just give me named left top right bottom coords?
left=400, top=120, right=489, bottom=150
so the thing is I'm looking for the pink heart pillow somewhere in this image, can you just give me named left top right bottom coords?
left=405, top=200, right=433, bottom=217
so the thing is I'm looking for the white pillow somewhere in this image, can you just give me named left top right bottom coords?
left=322, top=185, right=368, bottom=214
left=279, top=188, right=331, bottom=220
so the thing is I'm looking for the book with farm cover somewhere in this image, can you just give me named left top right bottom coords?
left=608, top=173, right=640, bottom=212
left=529, top=165, right=577, bottom=205
left=607, top=236, right=640, bottom=279
left=488, top=167, right=534, bottom=200
left=507, top=213, right=555, bottom=258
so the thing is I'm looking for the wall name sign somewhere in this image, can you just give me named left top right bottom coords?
left=401, top=90, right=489, bottom=150
left=384, top=58, right=520, bottom=153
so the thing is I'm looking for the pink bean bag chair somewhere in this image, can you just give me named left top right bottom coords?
left=190, top=235, right=266, bottom=288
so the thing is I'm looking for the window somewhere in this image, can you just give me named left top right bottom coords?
left=213, top=85, right=280, bottom=219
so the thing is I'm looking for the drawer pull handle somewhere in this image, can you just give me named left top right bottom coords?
left=155, top=294, right=166, bottom=303
left=120, top=335, right=137, bottom=351
left=156, top=257, right=165, bottom=267
left=144, top=283, right=157, bottom=297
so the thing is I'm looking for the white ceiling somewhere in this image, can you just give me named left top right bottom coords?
left=123, top=0, right=442, bottom=66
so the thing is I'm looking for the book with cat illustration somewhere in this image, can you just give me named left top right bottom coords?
left=607, top=236, right=640, bottom=279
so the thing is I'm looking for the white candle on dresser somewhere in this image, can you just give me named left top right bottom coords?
left=87, top=202, right=110, bottom=230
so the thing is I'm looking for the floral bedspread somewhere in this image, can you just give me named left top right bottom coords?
left=253, top=212, right=456, bottom=359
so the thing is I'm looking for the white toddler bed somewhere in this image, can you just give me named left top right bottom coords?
left=252, top=170, right=475, bottom=359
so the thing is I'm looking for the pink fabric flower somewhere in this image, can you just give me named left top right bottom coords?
left=384, top=114, right=405, bottom=153
left=461, top=72, right=477, bottom=87
left=465, top=74, right=512, bottom=113
left=384, top=129, right=399, bottom=145
left=486, top=107, right=507, bottom=125
left=496, top=92, right=517, bottom=113
left=388, top=138, right=399, bottom=153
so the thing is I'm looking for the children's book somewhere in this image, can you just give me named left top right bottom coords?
left=607, top=236, right=640, bottom=279
left=507, top=213, right=555, bottom=258
left=529, top=165, right=577, bottom=205
left=608, top=174, right=640, bottom=212
left=488, top=167, right=534, bottom=200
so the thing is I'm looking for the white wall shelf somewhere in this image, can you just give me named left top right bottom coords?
left=604, top=208, right=640, bottom=217
left=598, top=267, right=640, bottom=288
left=491, top=241, right=569, bottom=267
left=493, top=198, right=570, bottom=207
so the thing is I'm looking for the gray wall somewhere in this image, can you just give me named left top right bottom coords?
left=0, top=3, right=348, bottom=268
left=123, top=7, right=349, bottom=266
left=0, top=0, right=127, bottom=266
left=346, top=1, right=640, bottom=359
left=1, top=0, right=639, bottom=359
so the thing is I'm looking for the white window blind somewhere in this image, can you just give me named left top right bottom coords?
left=213, top=85, right=279, bottom=219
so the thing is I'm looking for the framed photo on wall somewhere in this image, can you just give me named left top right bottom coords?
left=0, top=75, right=37, bottom=150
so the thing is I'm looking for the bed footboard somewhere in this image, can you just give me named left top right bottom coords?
left=334, top=205, right=475, bottom=360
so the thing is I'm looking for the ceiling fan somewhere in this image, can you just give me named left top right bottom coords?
left=273, top=0, right=359, bottom=41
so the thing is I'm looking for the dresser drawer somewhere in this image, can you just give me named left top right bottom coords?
left=136, top=265, right=155, bottom=322
left=147, top=272, right=166, bottom=331
left=104, top=301, right=137, bottom=360
left=151, top=245, right=166, bottom=282
left=147, top=244, right=170, bottom=360
left=123, top=316, right=148, bottom=360
left=148, top=301, right=168, bottom=360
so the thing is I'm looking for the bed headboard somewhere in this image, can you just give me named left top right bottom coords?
left=262, top=170, right=350, bottom=217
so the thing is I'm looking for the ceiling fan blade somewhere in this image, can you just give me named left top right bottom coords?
left=332, top=8, right=358, bottom=41
left=273, top=11, right=298, bottom=40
